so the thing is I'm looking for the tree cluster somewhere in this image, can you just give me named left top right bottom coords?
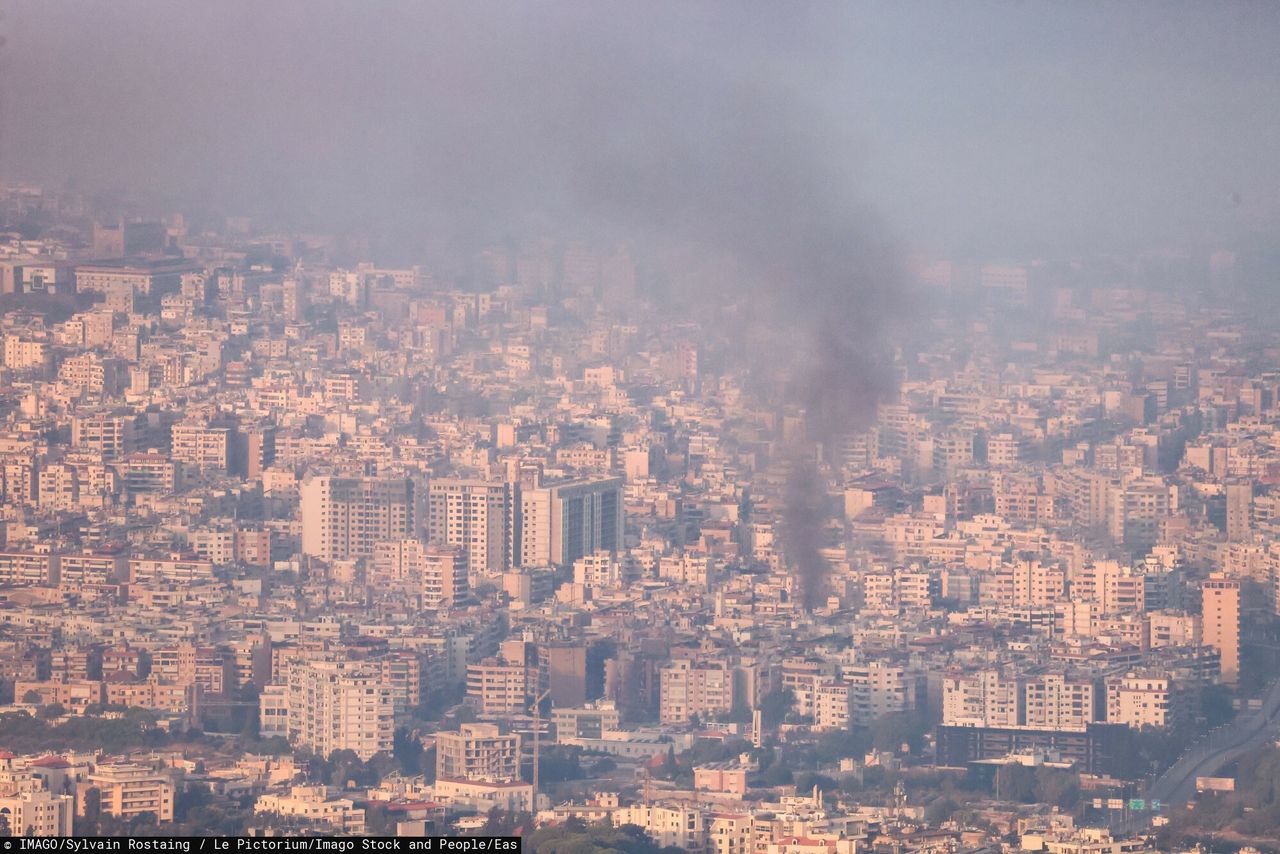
left=526, top=818, right=684, bottom=854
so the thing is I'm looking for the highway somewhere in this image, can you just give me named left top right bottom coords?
left=1145, top=675, right=1280, bottom=809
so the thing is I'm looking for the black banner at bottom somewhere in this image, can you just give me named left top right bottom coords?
left=6, top=838, right=521, bottom=853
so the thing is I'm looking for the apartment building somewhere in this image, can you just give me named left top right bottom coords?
left=0, top=789, right=74, bottom=836
left=0, top=547, right=58, bottom=585
left=518, top=476, right=625, bottom=567
left=74, top=258, right=192, bottom=297
left=660, top=659, right=734, bottom=724
left=1203, top=573, right=1240, bottom=685
left=813, top=681, right=854, bottom=731
left=300, top=475, right=416, bottom=561
left=57, top=551, right=127, bottom=589
left=427, top=479, right=511, bottom=577
left=1147, top=611, right=1201, bottom=648
left=1022, top=673, right=1097, bottom=731
left=842, top=660, right=918, bottom=725
left=148, top=644, right=234, bottom=695
left=170, top=422, right=232, bottom=472
left=36, top=464, right=78, bottom=510
left=779, top=659, right=835, bottom=719
left=941, top=670, right=1021, bottom=728
left=1108, top=478, right=1171, bottom=550
left=2, top=335, right=50, bottom=371
left=187, top=527, right=272, bottom=568
left=58, top=353, right=124, bottom=395
left=553, top=700, right=622, bottom=742
left=285, top=659, right=394, bottom=760
left=613, top=804, right=706, bottom=854
left=1073, top=562, right=1146, bottom=614
left=123, top=453, right=180, bottom=495
left=86, top=764, right=175, bottom=823
left=435, top=723, right=521, bottom=783
left=377, top=652, right=425, bottom=716
left=371, top=540, right=468, bottom=607
left=1106, top=672, right=1179, bottom=729
left=253, top=786, right=365, bottom=834
left=465, top=658, right=530, bottom=716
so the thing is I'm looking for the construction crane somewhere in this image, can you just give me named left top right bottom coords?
left=530, top=688, right=551, bottom=810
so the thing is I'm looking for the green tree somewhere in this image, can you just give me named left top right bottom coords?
left=590, top=756, right=618, bottom=775
left=533, top=745, right=584, bottom=784
left=75, top=787, right=102, bottom=836
left=36, top=703, right=66, bottom=721
left=327, top=749, right=370, bottom=788
left=1200, top=685, right=1235, bottom=727
left=1034, top=768, right=1080, bottom=809
left=239, top=707, right=260, bottom=739
left=994, top=764, right=1037, bottom=803
left=128, top=812, right=158, bottom=834
left=757, top=762, right=794, bottom=788
left=655, top=746, right=680, bottom=781
left=479, top=808, right=532, bottom=836
left=527, top=820, right=683, bottom=854
left=364, top=802, right=393, bottom=836
left=760, top=688, right=795, bottom=727
left=870, top=710, right=929, bottom=754
left=393, top=727, right=424, bottom=776
left=794, top=772, right=837, bottom=795
left=817, top=727, right=870, bottom=760
left=174, top=784, right=212, bottom=821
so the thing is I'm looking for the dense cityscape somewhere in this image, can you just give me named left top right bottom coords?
left=1, top=2, right=1279, bottom=853
left=0, top=187, right=1278, bottom=852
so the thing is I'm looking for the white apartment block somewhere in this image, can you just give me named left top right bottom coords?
left=427, top=479, right=511, bottom=577
left=86, top=763, right=175, bottom=823
left=941, top=670, right=1021, bottom=728
left=254, top=786, right=365, bottom=834
left=841, top=660, right=917, bottom=726
left=170, top=422, right=231, bottom=471
left=300, top=475, right=415, bottom=561
left=285, top=659, right=394, bottom=760
left=1022, top=674, right=1097, bottom=731
left=0, top=790, right=74, bottom=836
left=518, top=477, right=625, bottom=568
left=660, top=659, right=734, bottom=724
left=1106, top=673, right=1177, bottom=729
left=372, top=539, right=468, bottom=606
left=435, top=723, right=521, bottom=783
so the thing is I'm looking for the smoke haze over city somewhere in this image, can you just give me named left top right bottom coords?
left=3, top=1, right=1279, bottom=259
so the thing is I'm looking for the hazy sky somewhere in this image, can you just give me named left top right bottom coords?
left=2, top=1, right=1278, bottom=260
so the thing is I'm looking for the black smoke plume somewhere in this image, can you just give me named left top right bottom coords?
left=6, top=2, right=913, bottom=606
left=533, top=11, right=911, bottom=610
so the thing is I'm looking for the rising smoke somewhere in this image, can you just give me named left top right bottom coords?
left=6, top=1, right=914, bottom=606
left=534, top=6, right=911, bottom=610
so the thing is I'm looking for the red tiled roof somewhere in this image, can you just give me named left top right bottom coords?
left=30, top=756, right=71, bottom=768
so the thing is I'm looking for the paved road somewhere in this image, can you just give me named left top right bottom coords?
left=1146, top=676, right=1280, bottom=808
